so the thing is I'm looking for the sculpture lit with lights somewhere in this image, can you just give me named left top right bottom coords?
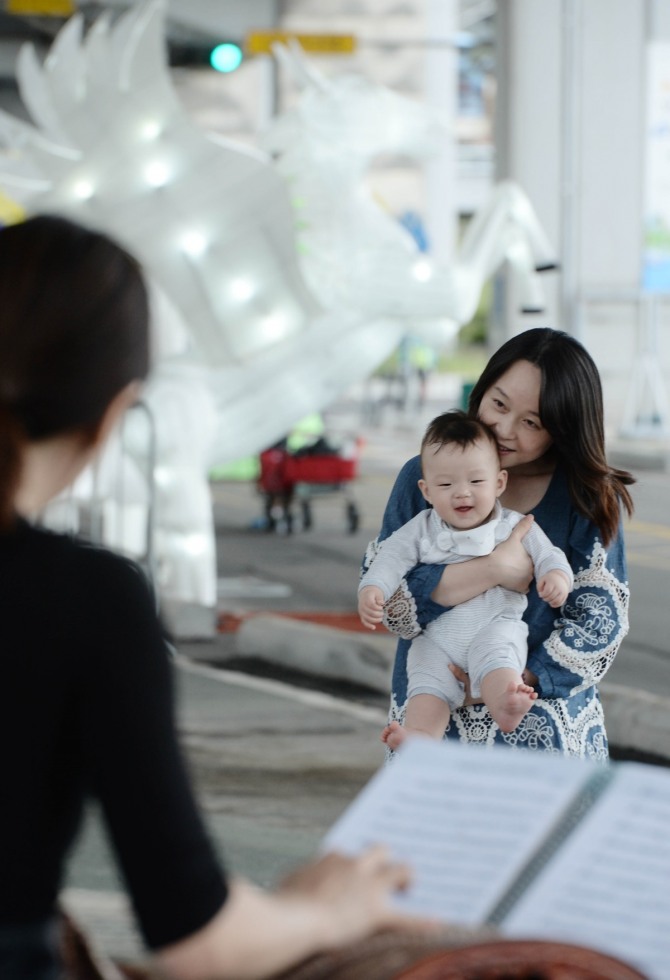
left=0, top=0, right=557, bottom=622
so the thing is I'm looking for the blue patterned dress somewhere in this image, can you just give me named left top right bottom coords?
left=365, top=457, right=630, bottom=760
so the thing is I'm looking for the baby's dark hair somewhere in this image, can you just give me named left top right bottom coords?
left=421, top=410, right=499, bottom=467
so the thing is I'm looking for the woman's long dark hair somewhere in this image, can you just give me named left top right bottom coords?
left=0, top=214, right=150, bottom=529
left=468, top=327, right=634, bottom=545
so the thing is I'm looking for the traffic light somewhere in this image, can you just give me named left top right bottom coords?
left=169, top=41, right=244, bottom=73
left=209, top=42, right=244, bottom=73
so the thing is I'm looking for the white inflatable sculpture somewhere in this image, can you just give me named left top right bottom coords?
left=0, top=0, right=557, bottom=617
left=265, top=42, right=557, bottom=332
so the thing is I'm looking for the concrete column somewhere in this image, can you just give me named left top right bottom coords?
left=422, top=0, right=459, bottom=263
left=492, top=0, right=670, bottom=439
left=492, top=0, right=563, bottom=341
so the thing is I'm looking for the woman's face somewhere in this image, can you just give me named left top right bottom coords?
left=478, top=359, right=553, bottom=469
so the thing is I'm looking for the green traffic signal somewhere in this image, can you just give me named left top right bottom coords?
left=209, top=42, right=244, bottom=73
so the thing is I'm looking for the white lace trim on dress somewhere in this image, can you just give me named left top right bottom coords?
left=545, top=542, right=629, bottom=695
left=387, top=690, right=608, bottom=761
left=383, top=581, right=421, bottom=639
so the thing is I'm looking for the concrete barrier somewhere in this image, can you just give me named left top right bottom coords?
left=236, top=614, right=395, bottom=693
left=235, top=615, right=670, bottom=762
left=601, top=682, right=670, bottom=762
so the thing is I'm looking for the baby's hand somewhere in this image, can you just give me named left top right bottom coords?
left=358, top=585, right=385, bottom=630
left=537, top=570, right=571, bottom=608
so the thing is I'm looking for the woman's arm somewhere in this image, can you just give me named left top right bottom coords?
left=154, top=849, right=415, bottom=980
left=429, top=518, right=535, bottom=606
left=369, top=459, right=534, bottom=638
left=448, top=514, right=628, bottom=704
left=527, top=514, right=630, bottom=699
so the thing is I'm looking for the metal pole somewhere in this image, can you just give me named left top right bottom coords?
left=560, top=0, right=581, bottom=338
left=488, top=0, right=511, bottom=354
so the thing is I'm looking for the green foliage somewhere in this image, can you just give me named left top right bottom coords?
left=437, top=344, right=488, bottom=379
left=459, top=278, right=491, bottom=347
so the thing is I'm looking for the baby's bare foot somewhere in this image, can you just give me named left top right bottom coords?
left=381, top=720, right=409, bottom=751
left=490, top=681, right=537, bottom=734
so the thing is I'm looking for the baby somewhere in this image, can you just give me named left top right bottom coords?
left=358, top=411, right=573, bottom=748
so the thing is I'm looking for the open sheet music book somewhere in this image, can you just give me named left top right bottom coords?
left=323, top=738, right=670, bottom=980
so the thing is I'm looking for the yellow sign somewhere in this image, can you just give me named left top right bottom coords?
left=245, top=31, right=356, bottom=56
left=7, top=0, right=74, bottom=14
left=0, top=190, right=26, bottom=227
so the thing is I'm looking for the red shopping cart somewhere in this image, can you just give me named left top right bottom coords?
left=258, top=438, right=361, bottom=533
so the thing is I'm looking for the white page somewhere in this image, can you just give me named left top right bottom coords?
left=503, top=762, right=670, bottom=979
left=323, top=737, right=594, bottom=925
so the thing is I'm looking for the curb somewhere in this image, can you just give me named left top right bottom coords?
left=234, top=615, right=670, bottom=762
left=599, top=682, right=670, bottom=762
left=607, top=438, right=670, bottom=473
left=236, top=614, right=395, bottom=693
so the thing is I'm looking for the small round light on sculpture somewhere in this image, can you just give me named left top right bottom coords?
left=141, top=120, right=162, bottom=140
left=182, top=533, right=208, bottom=557
left=72, top=178, right=94, bottom=200
left=261, top=311, right=290, bottom=341
left=144, top=160, right=171, bottom=187
left=229, top=277, right=255, bottom=302
left=411, top=258, right=434, bottom=282
left=154, top=466, right=173, bottom=488
left=180, top=230, right=208, bottom=258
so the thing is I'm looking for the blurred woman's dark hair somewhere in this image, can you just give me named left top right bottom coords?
left=0, top=214, right=150, bottom=529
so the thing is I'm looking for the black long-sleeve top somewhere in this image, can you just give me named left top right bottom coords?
left=0, top=519, right=227, bottom=949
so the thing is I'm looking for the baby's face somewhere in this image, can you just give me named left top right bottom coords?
left=418, top=437, right=507, bottom=529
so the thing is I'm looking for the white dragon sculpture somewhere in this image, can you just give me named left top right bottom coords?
left=0, top=0, right=557, bottom=621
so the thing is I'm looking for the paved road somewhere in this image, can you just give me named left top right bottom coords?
left=64, top=394, right=670, bottom=964
left=616, top=469, right=670, bottom=692
left=64, top=661, right=386, bottom=962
